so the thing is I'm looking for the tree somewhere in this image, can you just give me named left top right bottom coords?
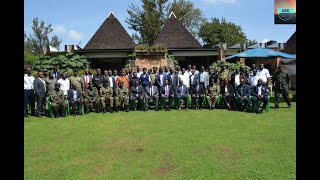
left=167, top=0, right=206, bottom=39
left=25, top=17, right=62, bottom=55
left=126, top=0, right=204, bottom=45
left=126, top=0, right=169, bottom=45
left=246, top=39, right=257, bottom=46
left=198, top=17, right=247, bottom=47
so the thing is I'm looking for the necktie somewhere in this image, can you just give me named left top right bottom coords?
left=196, top=85, right=199, bottom=92
left=150, top=87, right=152, bottom=96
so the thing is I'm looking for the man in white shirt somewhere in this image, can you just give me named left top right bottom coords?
left=57, top=72, right=70, bottom=96
left=178, top=68, right=190, bottom=89
left=24, top=67, right=35, bottom=117
left=136, top=66, right=143, bottom=78
left=248, top=69, right=259, bottom=87
left=233, top=68, right=241, bottom=89
left=257, top=63, right=271, bottom=85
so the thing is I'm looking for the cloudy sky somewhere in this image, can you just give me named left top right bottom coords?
left=24, top=0, right=296, bottom=50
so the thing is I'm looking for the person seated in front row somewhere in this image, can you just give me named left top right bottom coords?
left=234, top=78, right=251, bottom=112
left=114, top=81, right=130, bottom=112
left=160, top=79, right=174, bottom=111
left=206, top=78, right=220, bottom=110
left=221, top=78, right=234, bottom=110
left=49, top=83, right=66, bottom=118
left=67, top=83, right=83, bottom=116
left=190, top=79, right=205, bottom=110
left=84, top=82, right=100, bottom=113
left=100, top=81, right=114, bottom=113
left=176, top=80, right=189, bottom=111
left=144, top=81, right=159, bottom=111
left=251, top=79, right=269, bottom=114
left=130, top=80, right=145, bottom=111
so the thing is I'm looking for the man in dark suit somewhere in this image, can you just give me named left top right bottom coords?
left=156, top=67, right=168, bottom=89
left=92, top=68, right=104, bottom=92
left=140, top=68, right=151, bottom=90
left=189, top=68, right=200, bottom=87
left=130, top=80, right=145, bottom=111
left=221, top=78, right=234, bottom=110
left=252, top=79, right=269, bottom=114
left=235, top=78, right=251, bottom=112
left=176, top=80, right=189, bottom=111
left=160, top=79, right=174, bottom=111
left=168, top=68, right=179, bottom=96
left=34, top=72, right=47, bottom=117
left=130, top=72, right=140, bottom=87
left=67, top=83, right=83, bottom=116
left=52, top=66, right=61, bottom=79
left=144, top=81, right=159, bottom=111
left=190, top=79, right=205, bottom=110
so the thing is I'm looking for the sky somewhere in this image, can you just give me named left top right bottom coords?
left=24, top=0, right=296, bottom=50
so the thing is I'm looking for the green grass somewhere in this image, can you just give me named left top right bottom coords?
left=24, top=101, right=296, bottom=179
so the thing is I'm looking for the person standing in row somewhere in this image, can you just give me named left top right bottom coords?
left=57, top=72, right=70, bottom=96
left=81, top=69, right=92, bottom=94
left=273, top=65, right=291, bottom=108
left=24, top=67, right=35, bottom=117
left=34, top=72, right=47, bottom=117
left=69, top=69, right=82, bottom=91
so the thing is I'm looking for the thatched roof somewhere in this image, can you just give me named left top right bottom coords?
left=84, top=12, right=135, bottom=50
left=282, top=31, right=296, bottom=54
left=154, top=12, right=202, bottom=49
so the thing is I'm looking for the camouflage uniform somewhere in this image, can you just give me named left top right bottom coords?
left=273, top=70, right=291, bottom=107
left=49, top=89, right=66, bottom=117
left=219, top=69, right=230, bottom=87
left=100, top=87, right=114, bottom=109
left=45, top=78, right=57, bottom=92
left=114, top=87, right=129, bottom=106
left=69, top=76, right=82, bottom=91
left=206, top=83, right=220, bottom=109
left=84, top=87, right=101, bottom=113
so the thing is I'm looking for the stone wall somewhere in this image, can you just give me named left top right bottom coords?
left=134, top=51, right=173, bottom=71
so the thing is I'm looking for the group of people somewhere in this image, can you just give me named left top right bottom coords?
left=24, top=63, right=292, bottom=118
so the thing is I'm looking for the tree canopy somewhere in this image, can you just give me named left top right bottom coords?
left=198, top=17, right=247, bottom=47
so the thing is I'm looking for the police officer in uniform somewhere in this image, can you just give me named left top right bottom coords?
left=114, top=81, right=130, bottom=112
left=84, top=82, right=101, bottom=113
left=273, top=65, right=292, bottom=108
left=219, top=65, right=231, bottom=89
left=100, top=81, right=114, bottom=113
left=206, top=78, right=220, bottom=110
left=49, top=83, right=66, bottom=118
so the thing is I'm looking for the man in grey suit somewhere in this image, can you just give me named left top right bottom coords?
left=199, top=66, right=209, bottom=90
left=67, top=83, right=83, bottom=116
left=189, top=68, right=200, bottom=87
left=160, top=79, right=175, bottom=111
left=168, top=68, right=179, bottom=96
left=144, top=81, right=159, bottom=111
left=176, top=80, right=189, bottom=111
left=34, top=72, right=47, bottom=117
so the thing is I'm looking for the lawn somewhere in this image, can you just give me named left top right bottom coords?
left=24, top=100, right=296, bottom=179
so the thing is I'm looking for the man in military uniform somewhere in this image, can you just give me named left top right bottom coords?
left=84, top=82, right=101, bottom=113
left=114, top=81, right=130, bottom=112
left=273, top=65, right=292, bottom=108
left=45, top=72, right=57, bottom=93
left=206, top=78, right=220, bottom=110
left=69, top=69, right=82, bottom=91
left=219, top=65, right=230, bottom=88
left=49, top=83, right=66, bottom=118
left=130, top=80, right=145, bottom=111
left=100, top=81, right=114, bottom=113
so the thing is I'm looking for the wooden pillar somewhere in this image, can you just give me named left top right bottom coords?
left=219, top=50, right=226, bottom=62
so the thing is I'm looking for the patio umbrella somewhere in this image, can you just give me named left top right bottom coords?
left=225, top=47, right=296, bottom=63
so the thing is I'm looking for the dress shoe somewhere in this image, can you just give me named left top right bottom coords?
left=155, top=107, right=159, bottom=111
left=288, top=104, right=292, bottom=108
left=275, top=106, right=279, bottom=109
left=144, top=108, right=148, bottom=112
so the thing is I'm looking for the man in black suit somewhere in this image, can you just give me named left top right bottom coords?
left=252, top=79, right=269, bottom=114
left=176, top=80, right=189, bottom=111
left=168, top=68, right=179, bottom=96
left=190, top=79, right=205, bottom=110
left=130, top=72, right=140, bottom=87
left=144, top=81, right=159, bottom=111
left=160, top=79, right=174, bottom=111
left=235, top=78, right=251, bottom=112
left=34, top=72, right=47, bottom=117
left=189, top=68, right=199, bottom=87
left=52, top=66, right=61, bottom=79
left=92, top=68, right=104, bottom=92
left=130, top=80, right=145, bottom=111
left=67, top=83, right=83, bottom=116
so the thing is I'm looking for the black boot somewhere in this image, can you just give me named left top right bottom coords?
left=109, top=107, right=113, bottom=113
left=155, top=106, right=159, bottom=111
left=125, top=106, right=129, bottom=112
left=103, top=108, right=107, bottom=113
